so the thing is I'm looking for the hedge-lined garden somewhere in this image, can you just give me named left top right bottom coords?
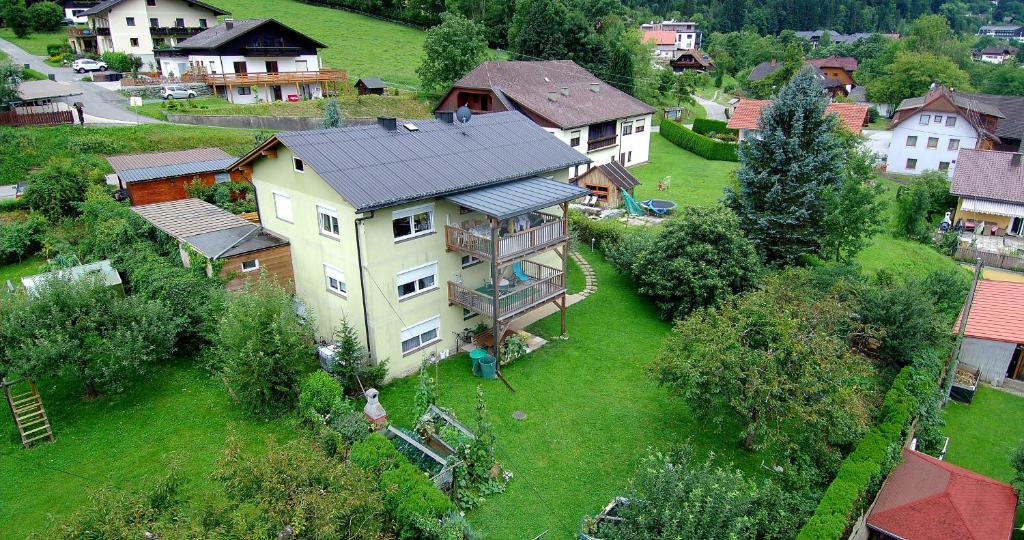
left=659, top=120, right=739, bottom=162
left=691, top=117, right=738, bottom=138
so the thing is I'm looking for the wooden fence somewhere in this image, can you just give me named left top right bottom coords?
left=0, top=110, right=74, bottom=127
left=954, top=245, right=1024, bottom=272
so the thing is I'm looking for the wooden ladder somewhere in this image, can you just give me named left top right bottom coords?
left=3, top=378, right=54, bottom=447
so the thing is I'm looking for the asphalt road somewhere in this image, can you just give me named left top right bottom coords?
left=0, top=37, right=160, bottom=124
left=693, top=94, right=728, bottom=121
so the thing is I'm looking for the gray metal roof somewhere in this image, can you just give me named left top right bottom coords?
left=356, top=77, right=386, bottom=89
left=21, top=260, right=122, bottom=293
left=175, top=18, right=326, bottom=50
left=117, top=157, right=236, bottom=183
left=132, top=198, right=286, bottom=258
left=445, top=176, right=589, bottom=220
left=81, top=0, right=227, bottom=16
left=267, top=111, right=590, bottom=213
left=16, top=80, right=82, bottom=101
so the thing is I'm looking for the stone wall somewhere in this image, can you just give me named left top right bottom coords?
left=164, top=114, right=377, bottom=131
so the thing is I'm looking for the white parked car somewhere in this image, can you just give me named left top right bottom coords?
left=161, top=85, right=197, bottom=100
left=72, top=58, right=107, bottom=73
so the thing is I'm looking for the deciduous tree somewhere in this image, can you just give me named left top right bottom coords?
left=507, top=0, right=569, bottom=60
left=865, top=51, right=972, bottom=107
left=820, top=134, right=885, bottom=261
left=417, top=11, right=488, bottom=93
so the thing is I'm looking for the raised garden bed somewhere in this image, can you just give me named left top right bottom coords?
left=579, top=497, right=630, bottom=539
left=384, top=425, right=455, bottom=490
left=416, top=404, right=476, bottom=457
left=949, top=364, right=980, bottom=403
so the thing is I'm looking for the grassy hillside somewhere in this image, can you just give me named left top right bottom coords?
left=212, top=0, right=427, bottom=87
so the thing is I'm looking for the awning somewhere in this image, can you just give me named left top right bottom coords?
left=961, top=198, right=1024, bottom=218
left=445, top=176, right=590, bottom=220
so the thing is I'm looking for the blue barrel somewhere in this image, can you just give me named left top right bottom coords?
left=478, top=354, right=497, bottom=380
left=470, top=348, right=488, bottom=376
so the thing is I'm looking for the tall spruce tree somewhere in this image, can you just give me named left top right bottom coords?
left=322, top=98, right=341, bottom=129
left=724, top=68, right=846, bottom=265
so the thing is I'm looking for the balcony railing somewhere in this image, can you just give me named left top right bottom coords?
left=149, top=26, right=205, bottom=36
left=448, top=261, right=566, bottom=321
left=67, top=26, right=109, bottom=37
left=243, top=45, right=303, bottom=57
left=587, top=135, right=617, bottom=152
left=445, top=216, right=566, bottom=263
left=202, top=69, right=346, bottom=86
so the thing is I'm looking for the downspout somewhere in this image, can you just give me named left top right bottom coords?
left=354, top=210, right=375, bottom=357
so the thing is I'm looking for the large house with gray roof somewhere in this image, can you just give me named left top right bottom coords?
left=434, top=60, right=655, bottom=168
left=232, top=110, right=591, bottom=377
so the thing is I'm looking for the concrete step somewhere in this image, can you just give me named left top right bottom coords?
left=1000, top=378, right=1024, bottom=395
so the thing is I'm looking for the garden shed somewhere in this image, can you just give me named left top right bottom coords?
left=106, top=148, right=245, bottom=206
left=20, top=259, right=122, bottom=294
left=572, top=161, right=640, bottom=207
left=954, top=279, right=1024, bottom=386
left=355, top=77, right=387, bottom=95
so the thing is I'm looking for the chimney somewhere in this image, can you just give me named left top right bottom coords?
left=590, top=82, right=600, bottom=93
left=1013, top=153, right=1022, bottom=167
left=547, top=91, right=558, bottom=102
left=435, top=111, right=454, bottom=124
left=770, top=58, right=777, bottom=66
left=224, top=18, right=234, bottom=30
left=377, top=116, right=397, bottom=131
left=560, top=86, right=570, bottom=97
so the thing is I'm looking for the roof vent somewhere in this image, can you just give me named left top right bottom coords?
left=435, top=111, right=454, bottom=123
left=224, top=18, right=233, bottom=30
left=560, top=86, right=570, bottom=97
left=403, top=122, right=419, bottom=131
left=1013, top=153, right=1022, bottom=167
left=547, top=91, right=558, bottom=102
left=543, top=77, right=550, bottom=83
left=377, top=116, right=397, bottom=131
left=590, top=82, right=600, bottom=93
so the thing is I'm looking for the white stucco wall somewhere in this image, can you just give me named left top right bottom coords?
left=887, top=111, right=979, bottom=177
left=546, top=113, right=652, bottom=172
left=959, top=337, right=1015, bottom=385
left=160, top=53, right=322, bottom=103
left=88, top=0, right=221, bottom=66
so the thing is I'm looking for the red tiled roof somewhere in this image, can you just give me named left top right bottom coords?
left=954, top=279, right=1024, bottom=343
left=642, top=30, right=675, bottom=46
left=868, top=449, right=1017, bottom=540
left=806, top=56, right=858, bottom=72
left=726, top=99, right=868, bottom=133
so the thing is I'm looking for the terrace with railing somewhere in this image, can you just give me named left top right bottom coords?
left=67, top=26, right=110, bottom=37
left=444, top=212, right=566, bottom=263
left=202, top=69, right=347, bottom=86
left=448, top=260, right=566, bottom=321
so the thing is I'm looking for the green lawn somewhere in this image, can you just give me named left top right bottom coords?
left=0, top=361, right=297, bottom=536
left=378, top=251, right=761, bottom=538
left=566, top=255, right=585, bottom=294
left=0, top=254, right=46, bottom=284
left=854, top=235, right=960, bottom=277
left=131, top=93, right=433, bottom=121
left=211, top=0, right=428, bottom=87
left=631, top=133, right=737, bottom=208
left=943, top=386, right=1024, bottom=538
left=0, top=29, right=66, bottom=57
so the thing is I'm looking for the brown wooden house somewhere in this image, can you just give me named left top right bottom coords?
left=573, top=161, right=640, bottom=207
left=669, top=49, right=715, bottom=72
left=132, top=198, right=293, bottom=292
left=107, top=148, right=245, bottom=206
left=355, top=77, right=387, bottom=95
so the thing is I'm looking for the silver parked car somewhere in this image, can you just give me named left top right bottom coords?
left=72, top=58, right=107, bottom=73
left=161, top=85, right=197, bottom=100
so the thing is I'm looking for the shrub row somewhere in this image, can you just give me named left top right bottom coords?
left=350, top=433, right=455, bottom=538
left=796, top=353, right=943, bottom=540
left=569, top=210, right=627, bottom=250
left=691, top=118, right=738, bottom=137
left=660, top=120, right=738, bottom=162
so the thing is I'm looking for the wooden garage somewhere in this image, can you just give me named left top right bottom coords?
left=132, top=198, right=293, bottom=292
left=573, top=161, right=640, bottom=208
left=107, top=148, right=245, bottom=206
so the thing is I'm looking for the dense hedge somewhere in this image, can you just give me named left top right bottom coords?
left=692, top=118, right=738, bottom=137
left=569, top=210, right=627, bottom=251
left=796, top=353, right=943, bottom=539
left=660, top=120, right=738, bottom=162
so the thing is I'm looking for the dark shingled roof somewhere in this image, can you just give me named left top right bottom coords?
left=439, top=60, right=655, bottom=129
left=132, top=199, right=287, bottom=259
left=242, top=111, right=590, bottom=213
left=575, top=161, right=640, bottom=190
left=356, top=77, right=386, bottom=89
left=895, top=91, right=1006, bottom=119
left=960, top=92, right=1024, bottom=142
left=445, top=176, right=589, bottom=220
left=748, top=60, right=785, bottom=81
left=107, top=148, right=235, bottom=183
left=950, top=148, right=1024, bottom=204
left=82, top=0, right=227, bottom=16
left=174, top=18, right=326, bottom=50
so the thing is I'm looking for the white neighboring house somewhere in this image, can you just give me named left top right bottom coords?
left=886, top=86, right=1005, bottom=177
left=979, top=45, right=1019, bottom=64
left=61, top=0, right=99, bottom=24
left=434, top=60, right=655, bottom=171
left=641, top=20, right=701, bottom=50
left=67, top=0, right=228, bottom=67
left=157, top=18, right=342, bottom=104
left=978, top=25, right=1024, bottom=42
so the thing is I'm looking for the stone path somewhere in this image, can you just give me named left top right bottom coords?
left=510, top=250, right=597, bottom=331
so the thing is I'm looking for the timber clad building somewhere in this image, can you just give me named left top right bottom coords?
left=232, top=111, right=591, bottom=378
left=106, top=147, right=243, bottom=206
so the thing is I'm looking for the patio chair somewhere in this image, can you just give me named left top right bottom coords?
left=511, top=262, right=532, bottom=285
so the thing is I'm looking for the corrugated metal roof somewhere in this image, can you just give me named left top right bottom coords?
left=21, top=259, right=122, bottom=293
left=117, top=158, right=235, bottom=183
left=356, top=77, right=386, bottom=89
left=108, top=147, right=233, bottom=171
left=445, top=176, right=589, bottom=220
left=271, top=111, right=590, bottom=213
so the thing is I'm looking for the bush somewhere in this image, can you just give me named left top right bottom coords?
left=380, top=462, right=456, bottom=539
left=100, top=51, right=142, bottom=73
left=0, top=197, right=27, bottom=212
left=692, top=117, right=738, bottom=137
left=5, top=2, right=31, bottom=38
left=46, top=43, right=70, bottom=57
left=23, top=160, right=91, bottom=220
left=604, top=226, right=657, bottom=281
left=328, top=399, right=370, bottom=445
left=299, top=370, right=343, bottom=424
left=0, top=213, right=45, bottom=264
left=893, top=171, right=956, bottom=241
left=859, top=271, right=943, bottom=367
left=568, top=210, right=627, bottom=250
left=349, top=432, right=408, bottom=474
left=184, top=177, right=257, bottom=214
left=27, top=1, right=62, bottom=31
left=660, top=120, right=738, bottom=161
left=211, top=274, right=315, bottom=416
left=328, top=317, right=387, bottom=395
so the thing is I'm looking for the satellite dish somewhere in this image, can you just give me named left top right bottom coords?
left=456, top=105, right=472, bottom=124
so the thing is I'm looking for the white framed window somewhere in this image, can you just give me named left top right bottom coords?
left=241, top=259, right=259, bottom=272
left=938, top=161, right=950, bottom=172
left=906, top=135, right=917, bottom=147
left=317, top=204, right=340, bottom=238
left=569, top=130, right=581, bottom=147
left=906, top=158, right=917, bottom=170
left=462, top=254, right=481, bottom=267
left=948, top=139, right=960, bottom=151
left=946, top=116, right=957, bottom=127
left=621, top=121, right=633, bottom=136
left=293, top=157, right=305, bottom=172
left=635, top=119, right=645, bottom=133
left=927, top=137, right=939, bottom=149
left=392, top=204, right=433, bottom=241
left=919, top=114, right=930, bottom=125
left=324, top=264, right=346, bottom=295
left=396, top=261, right=438, bottom=299
left=237, top=87, right=251, bottom=96
left=933, top=115, right=943, bottom=124
left=126, top=16, right=135, bottom=26
left=214, top=172, right=230, bottom=183
left=400, top=315, right=440, bottom=354
left=273, top=192, right=293, bottom=223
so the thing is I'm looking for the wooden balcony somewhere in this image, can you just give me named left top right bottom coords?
left=149, top=26, right=205, bottom=36
left=67, top=26, right=109, bottom=37
left=448, top=261, right=566, bottom=321
left=587, top=135, right=617, bottom=152
left=202, top=69, right=347, bottom=86
left=445, top=215, right=567, bottom=263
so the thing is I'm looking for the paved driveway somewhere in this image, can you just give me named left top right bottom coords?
left=0, top=37, right=160, bottom=124
left=693, top=95, right=728, bottom=121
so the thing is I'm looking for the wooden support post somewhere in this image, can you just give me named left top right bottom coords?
left=490, top=216, right=501, bottom=368
left=560, top=202, right=569, bottom=338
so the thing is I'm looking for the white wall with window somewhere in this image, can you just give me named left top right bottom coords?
left=324, top=264, right=346, bottom=296
left=888, top=111, right=979, bottom=177
left=273, top=191, right=293, bottom=223
left=400, top=316, right=440, bottom=354
left=392, top=204, right=434, bottom=241
left=544, top=113, right=652, bottom=171
left=317, top=204, right=340, bottom=238
left=396, top=262, right=438, bottom=300
left=240, top=259, right=260, bottom=272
